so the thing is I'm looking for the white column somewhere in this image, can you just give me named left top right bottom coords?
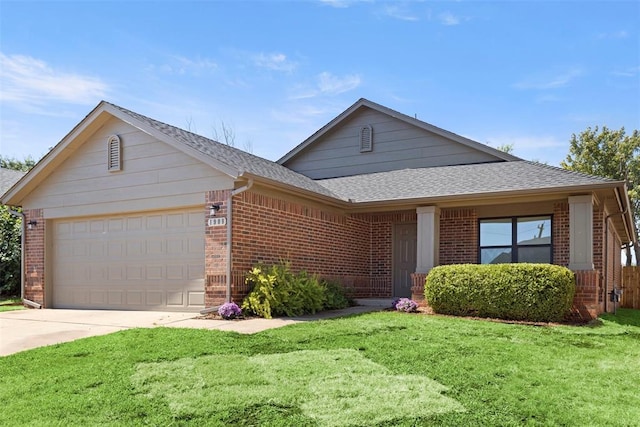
left=568, top=195, right=594, bottom=270
left=416, top=206, right=440, bottom=274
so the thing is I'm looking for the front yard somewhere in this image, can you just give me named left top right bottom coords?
left=1, top=309, right=639, bottom=426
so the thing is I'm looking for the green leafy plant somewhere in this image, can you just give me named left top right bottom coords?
left=0, top=206, right=22, bottom=297
left=425, top=263, right=575, bottom=322
left=242, top=261, right=324, bottom=319
left=321, top=279, right=353, bottom=310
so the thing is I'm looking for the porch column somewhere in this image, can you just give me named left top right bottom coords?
left=568, top=195, right=594, bottom=271
left=416, top=206, right=440, bottom=273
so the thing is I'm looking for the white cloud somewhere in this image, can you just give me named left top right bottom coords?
left=319, top=0, right=351, bottom=8
left=487, top=135, right=567, bottom=165
left=611, top=66, right=640, bottom=78
left=318, top=72, right=361, bottom=94
left=289, top=72, right=362, bottom=100
left=597, top=30, right=629, bottom=39
left=252, top=52, right=297, bottom=72
left=0, top=52, right=109, bottom=107
left=513, top=68, right=584, bottom=90
left=383, top=4, right=420, bottom=21
left=149, top=55, right=217, bottom=75
left=438, top=11, right=460, bottom=26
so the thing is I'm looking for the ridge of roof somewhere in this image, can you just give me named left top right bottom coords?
left=103, top=102, right=343, bottom=200
left=277, top=97, right=522, bottom=165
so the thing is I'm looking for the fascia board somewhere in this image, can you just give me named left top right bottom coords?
left=1, top=102, right=114, bottom=205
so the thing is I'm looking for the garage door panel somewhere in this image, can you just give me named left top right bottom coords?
left=53, top=209, right=205, bottom=311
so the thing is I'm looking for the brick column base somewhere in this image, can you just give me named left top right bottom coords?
left=570, top=270, right=601, bottom=320
left=410, top=273, right=428, bottom=306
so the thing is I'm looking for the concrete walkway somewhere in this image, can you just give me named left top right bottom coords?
left=0, top=304, right=385, bottom=357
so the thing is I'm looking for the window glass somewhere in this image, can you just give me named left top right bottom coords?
left=481, top=247, right=512, bottom=264
left=518, top=246, right=552, bottom=263
left=517, top=217, right=551, bottom=245
left=479, top=218, right=512, bottom=246
left=479, top=215, right=552, bottom=264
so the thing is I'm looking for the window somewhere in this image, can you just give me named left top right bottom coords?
left=359, top=125, right=373, bottom=152
left=479, top=216, right=552, bottom=264
left=107, top=135, right=121, bottom=171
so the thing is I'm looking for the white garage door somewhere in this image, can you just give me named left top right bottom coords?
left=52, top=210, right=205, bottom=311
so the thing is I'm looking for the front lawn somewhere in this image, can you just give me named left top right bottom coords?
left=0, top=298, right=24, bottom=312
left=1, top=309, right=639, bottom=426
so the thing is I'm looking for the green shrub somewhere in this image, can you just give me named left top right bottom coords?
left=424, top=263, right=575, bottom=322
left=0, top=206, right=22, bottom=297
left=242, top=262, right=324, bottom=319
left=321, top=279, right=353, bottom=310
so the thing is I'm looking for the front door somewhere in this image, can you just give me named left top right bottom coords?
left=393, top=223, right=417, bottom=298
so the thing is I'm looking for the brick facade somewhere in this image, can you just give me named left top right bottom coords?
left=23, top=209, right=45, bottom=306
left=205, top=190, right=231, bottom=307
left=439, top=208, right=478, bottom=264
left=228, top=190, right=372, bottom=302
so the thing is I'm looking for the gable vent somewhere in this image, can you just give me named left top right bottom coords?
left=359, top=125, right=373, bottom=152
left=107, top=135, right=122, bottom=171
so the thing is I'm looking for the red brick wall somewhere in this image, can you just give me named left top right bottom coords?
left=553, top=202, right=569, bottom=266
left=205, top=190, right=231, bottom=306
left=440, top=208, right=478, bottom=264
left=229, top=190, right=373, bottom=301
left=23, top=209, right=45, bottom=306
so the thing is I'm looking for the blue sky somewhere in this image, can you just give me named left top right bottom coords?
left=1, top=1, right=638, bottom=166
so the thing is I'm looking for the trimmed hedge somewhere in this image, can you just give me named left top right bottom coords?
left=424, top=263, right=575, bottom=322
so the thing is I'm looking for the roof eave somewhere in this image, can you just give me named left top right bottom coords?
left=240, top=172, right=348, bottom=208
left=342, top=181, right=628, bottom=211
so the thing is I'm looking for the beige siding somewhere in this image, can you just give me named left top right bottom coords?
left=285, top=108, right=501, bottom=179
left=23, top=117, right=234, bottom=218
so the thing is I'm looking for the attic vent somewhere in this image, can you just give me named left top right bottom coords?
left=359, top=125, right=373, bottom=152
left=107, top=135, right=122, bottom=171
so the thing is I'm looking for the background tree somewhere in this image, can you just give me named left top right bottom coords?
left=0, top=155, right=36, bottom=172
left=561, top=126, right=640, bottom=264
left=0, top=156, right=35, bottom=296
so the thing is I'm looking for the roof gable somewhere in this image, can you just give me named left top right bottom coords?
left=2, top=101, right=340, bottom=205
left=278, top=98, right=520, bottom=179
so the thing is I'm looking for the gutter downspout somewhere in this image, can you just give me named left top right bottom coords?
left=604, top=187, right=627, bottom=313
left=226, top=179, right=253, bottom=303
left=7, top=209, right=41, bottom=309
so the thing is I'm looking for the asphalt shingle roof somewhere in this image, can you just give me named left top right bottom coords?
left=317, top=161, right=618, bottom=203
left=103, top=102, right=620, bottom=205
left=106, top=102, right=341, bottom=199
left=0, top=168, right=26, bottom=198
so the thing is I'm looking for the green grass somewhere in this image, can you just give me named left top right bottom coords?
left=1, top=309, right=639, bottom=426
left=0, top=298, right=24, bottom=312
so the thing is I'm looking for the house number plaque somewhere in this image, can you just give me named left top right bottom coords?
left=208, top=217, right=227, bottom=227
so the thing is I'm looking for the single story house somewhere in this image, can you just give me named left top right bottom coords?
left=1, top=98, right=635, bottom=319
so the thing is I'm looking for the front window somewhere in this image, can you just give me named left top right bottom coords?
left=479, top=216, right=552, bottom=264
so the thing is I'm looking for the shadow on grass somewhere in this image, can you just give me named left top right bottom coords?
left=600, top=308, right=640, bottom=328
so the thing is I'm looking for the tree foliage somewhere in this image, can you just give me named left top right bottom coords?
left=0, top=155, right=36, bottom=172
left=0, top=155, right=33, bottom=296
left=561, top=126, right=640, bottom=262
left=0, top=206, right=21, bottom=296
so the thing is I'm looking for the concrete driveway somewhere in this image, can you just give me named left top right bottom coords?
left=0, top=305, right=384, bottom=356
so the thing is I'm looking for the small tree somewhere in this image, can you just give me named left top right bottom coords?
left=0, top=156, right=34, bottom=296
left=0, top=206, right=21, bottom=296
left=561, top=126, right=640, bottom=263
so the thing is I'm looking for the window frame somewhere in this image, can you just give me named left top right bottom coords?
left=478, top=215, right=553, bottom=264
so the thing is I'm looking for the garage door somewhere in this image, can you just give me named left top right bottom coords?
left=52, top=210, right=205, bottom=311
